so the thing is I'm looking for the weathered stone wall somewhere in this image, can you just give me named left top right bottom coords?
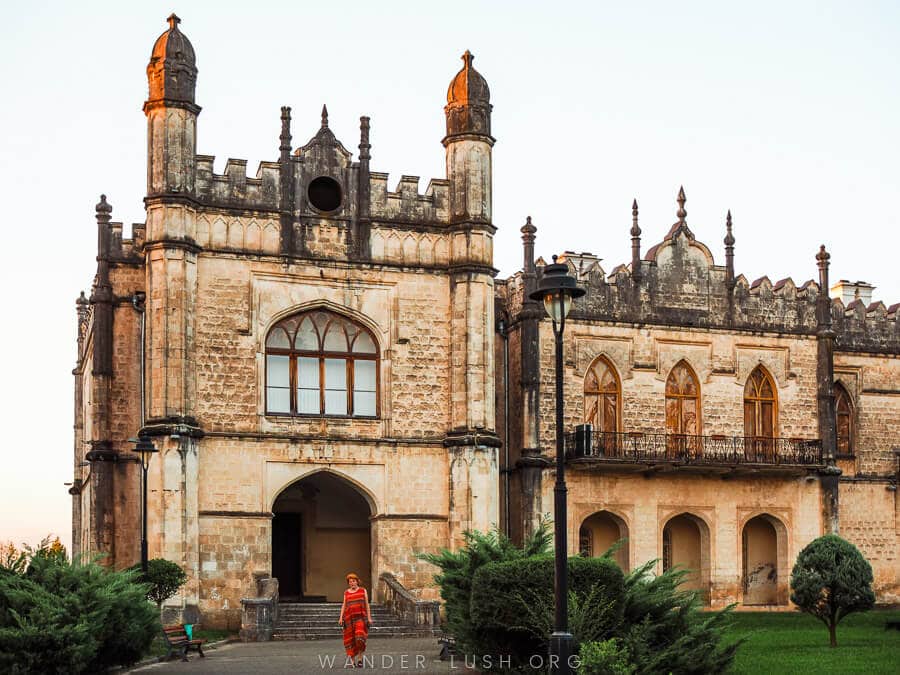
left=184, top=435, right=450, bottom=627
left=839, top=479, right=899, bottom=603
left=555, top=472, right=822, bottom=607
left=537, top=322, right=820, bottom=451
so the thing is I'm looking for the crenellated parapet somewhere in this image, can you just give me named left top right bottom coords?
left=505, top=189, right=898, bottom=351
left=195, top=156, right=281, bottom=211
left=369, top=174, right=450, bottom=223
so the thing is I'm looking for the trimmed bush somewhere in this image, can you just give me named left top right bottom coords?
left=0, top=547, right=159, bottom=674
left=131, top=558, right=187, bottom=611
left=577, top=638, right=634, bottom=675
left=790, top=534, right=875, bottom=647
left=469, top=555, right=625, bottom=668
left=418, top=523, right=552, bottom=655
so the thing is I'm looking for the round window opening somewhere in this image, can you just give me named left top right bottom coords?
left=308, top=176, right=342, bottom=212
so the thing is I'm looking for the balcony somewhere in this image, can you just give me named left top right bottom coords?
left=564, top=427, right=824, bottom=476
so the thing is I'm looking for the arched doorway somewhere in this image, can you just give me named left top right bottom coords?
left=742, top=514, right=788, bottom=605
left=579, top=510, right=629, bottom=571
left=272, top=471, right=372, bottom=602
left=662, top=513, right=711, bottom=600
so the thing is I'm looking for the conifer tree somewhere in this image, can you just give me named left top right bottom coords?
left=790, top=534, right=875, bottom=647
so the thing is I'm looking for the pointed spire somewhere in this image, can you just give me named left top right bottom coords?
left=321, top=104, right=329, bottom=128
left=279, top=106, right=292, bottom=161
left=521, top=216, right=537, bottom=276
left=816, top=244, right=832, bottom=330
left=676, top=186, right=687, bottom=223
left=724, top=210, right=735, bottom=287
left=359, top=116, right=371, bottom=160
left=630, top=199, right=641, bottom=238
left=631, top=199, right=642, bottom=282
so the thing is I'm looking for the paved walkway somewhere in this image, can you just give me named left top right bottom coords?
left=129, top=637, right=473, bottom=674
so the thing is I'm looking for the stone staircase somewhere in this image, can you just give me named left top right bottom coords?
left=272, top=602, right=438, bottom=641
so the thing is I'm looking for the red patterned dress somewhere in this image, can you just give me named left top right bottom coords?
left=341, top=586, right=369, bottom=659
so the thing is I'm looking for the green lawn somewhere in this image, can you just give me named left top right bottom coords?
left=725, top=610, right=900, bottom=674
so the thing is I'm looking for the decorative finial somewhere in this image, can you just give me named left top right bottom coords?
left=462, top=50, right=473, bottom=68
left=77, top=291, right=88, bottom=307
left=321, top=104, right=329, bottom=128
left=552, top=254, right=559, bottom=263
left=630, top=199, right=641, bottom=237
left=676, top=186, right=686, bottom=223
left=816, top=244, right=830, bottom=265
left=167, top=13, right=181, bottom=29
left=95, top=194, right=112, bottom=215
left=521, top=215, right=536, bottom=235
left=724, top=210, right=735, bottom=246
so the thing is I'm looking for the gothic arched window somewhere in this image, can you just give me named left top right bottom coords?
left=584, top=356, right=620, bottom=433
left=835, top=383, right=854, bottom=455
left=665, top=361, right=700, bottom=436
left=265, top=310, right=378, bottom=417
left=744, top=366, right=776, bottom=438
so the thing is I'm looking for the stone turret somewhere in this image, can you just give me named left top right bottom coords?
left=144, top=14, right=200, bottom=200
left=442, top=52, right=499, bottom=547
left=443, top=51, right=494, bottom=223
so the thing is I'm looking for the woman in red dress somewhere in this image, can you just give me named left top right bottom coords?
left=339, top=572, right=372, bottom=667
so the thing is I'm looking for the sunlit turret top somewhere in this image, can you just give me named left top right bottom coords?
left=146, top=14, right=198, bottom=107
left=444, top=51, right=493, bottom=142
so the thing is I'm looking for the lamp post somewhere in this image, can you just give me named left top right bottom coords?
left=529, top=255, right=585, bottom=675
left=134, top=435, right=158, bottom=574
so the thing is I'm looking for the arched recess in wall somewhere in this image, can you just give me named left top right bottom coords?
left=743, top=366, right=777, bottom=461
left=579, top=509, right=629, bottom=571
left=834, top=382, right=855, bottom=456
left=271, top=469, right=374, bottom=603
left=741, top=513, right=789, bottom=606
left=662, top=512, right=711, bottom=602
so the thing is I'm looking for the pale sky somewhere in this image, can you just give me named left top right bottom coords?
left=1, top=1, right=898, bottom=553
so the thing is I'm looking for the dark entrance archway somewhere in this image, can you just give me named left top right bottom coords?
left=272, top=471, right=373, bottom=602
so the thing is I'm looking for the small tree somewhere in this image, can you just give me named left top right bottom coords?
left=132, top=559, right=187, bottom=613
left=790, top=534, right=875, bottom=647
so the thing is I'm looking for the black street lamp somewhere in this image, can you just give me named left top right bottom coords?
left=134, top=435, right=158, bottom=574
left=529, top=255, right=585, bottom=675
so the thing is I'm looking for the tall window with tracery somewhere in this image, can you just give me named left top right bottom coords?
left=265, top=310, right=378, bottom=417
left=743, top=366, right=776, bottom=439
left=835, top=383, right=854, bottom=455
left=665, top=361, right=700, bottom=436
left=584, top=356, right=620, bottom=433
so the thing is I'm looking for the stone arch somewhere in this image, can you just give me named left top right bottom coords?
left=741, top=512, right=788, bottom=605
left=271, top=469, right=375, bottom=602
left=833, top=381, right=855, bottom=455
left=661, top=512, right=711, bottom=601
left=263, top=301, right=385, bottom=354
left=579, top=509, right=629, bottom=571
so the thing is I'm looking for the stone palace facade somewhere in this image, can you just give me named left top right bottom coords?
left=71, top=16, right=899, bottom=628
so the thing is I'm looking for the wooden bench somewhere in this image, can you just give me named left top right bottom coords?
left=162, top=624, right=206, bottom=661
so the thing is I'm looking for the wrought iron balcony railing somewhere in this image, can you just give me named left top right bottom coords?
left=565, top=427, right=823, bottom=467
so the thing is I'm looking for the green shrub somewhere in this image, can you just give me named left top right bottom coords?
left=130, top=558, right=187, bottom=611
left=418, top=521, right=552, bottom=655
left=469, top=554, right=625, bottom=668
left=790, top=534, right=875, bottom=647
left=0, top=546, right=159, bottom=674
left=617, top=560, right=739, bottom=674
left=577, top=638, right=634, bottom=675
